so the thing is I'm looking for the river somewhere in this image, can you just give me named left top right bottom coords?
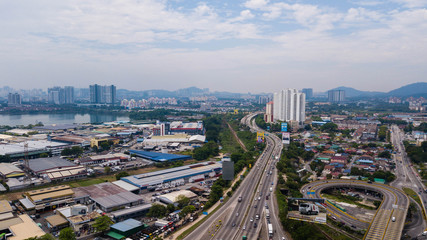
left=0, top=113, right=129, bottom=127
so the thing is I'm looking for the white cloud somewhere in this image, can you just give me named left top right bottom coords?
left=244, top=0, right=269, bottom=9
left=1, top=0, right=427, bottom=92
left=393, top=0, right=427, bottom=8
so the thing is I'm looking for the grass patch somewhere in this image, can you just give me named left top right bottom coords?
left=176, top=199, right=226, bottom=240
left=68, top=178, right=106, bottom=187
left=219, top=126, right=242, bottom=154
left=322, top=193, right=376, bottom=211
left=403, top=187, right=422, bottom=207
left=316, top=224, right=354, bottom=240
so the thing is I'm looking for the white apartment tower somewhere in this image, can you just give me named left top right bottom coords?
left=273, top=88, right=306, bottom=123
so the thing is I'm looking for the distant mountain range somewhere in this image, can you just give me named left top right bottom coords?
left=114, top=82, right=427, bottom=100
left=329, top=82, right=427, bottom=98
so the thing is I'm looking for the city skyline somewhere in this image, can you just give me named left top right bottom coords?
left=1, top=0, right=427, bottom=93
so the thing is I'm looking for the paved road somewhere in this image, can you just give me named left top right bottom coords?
left=301, top=180, right=409, bottom=240
left=390, top=125, right=427, bottom=237
left=184, top=113, right=285, bottom=240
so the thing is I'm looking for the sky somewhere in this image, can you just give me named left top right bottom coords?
left=0, top=0, right=427, bottom=93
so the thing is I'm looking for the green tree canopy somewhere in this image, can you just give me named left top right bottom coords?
left=148, top=204, right=167, bottom=218
left=59, top=227, right=76, bottom=240
left=93, top=215, right=113, bottom=233
left=115, top=171, right=130, bottom=180
left=176, top=195, right=190, bottom=209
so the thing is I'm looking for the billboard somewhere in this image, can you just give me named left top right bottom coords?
left=287, top=199, right=327, bottom=224
left=281, top=122, right=288, bottom=132
left=257, top=132, right=265, bottom=143
left=282, top=132, right=290, bottom=145
left=234, top=109, right=239, bottom=114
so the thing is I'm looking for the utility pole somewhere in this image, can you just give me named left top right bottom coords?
left=24, top=142, right=29, bottom=169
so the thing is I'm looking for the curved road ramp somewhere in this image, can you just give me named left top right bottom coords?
left=301, top=180, right=409, bottom=240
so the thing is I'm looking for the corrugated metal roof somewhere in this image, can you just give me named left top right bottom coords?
left=129, top=150, right=191, bottom=162
left=111, top=218, right=143, bottom=232
left=122, top=162, right=222, bottom=188
left=28, top=157, right=77, bottom=173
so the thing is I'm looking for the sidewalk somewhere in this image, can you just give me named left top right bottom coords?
left=170, top=168, right=247, bottom=240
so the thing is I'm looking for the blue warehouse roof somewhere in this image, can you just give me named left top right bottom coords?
left=111, top=218, right=143, bottom=232
left=129, top=150, right=192, bottom=162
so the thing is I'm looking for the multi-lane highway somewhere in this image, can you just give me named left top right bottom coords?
left=390, top=125, right=427, bottom=236
left=184, top=113, right=285, bottom=240
left=302, top=179, right=409, bottom=240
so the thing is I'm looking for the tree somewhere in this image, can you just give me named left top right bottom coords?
left=167, top=204, right=176, bottom=213
left=59, top=227, right=76, bottom=240
left=176, top=195, right=190, bottom=209
left=100, top=141, right=111, bottom=151
left=39, top=234, right=56, bottom=240
left=378, top=151, right=391, bottom=159
left=39, top=153, right=49, bottom=158
left=104, top=166, right=111, bottom=174
left=320, top=122, right=338, bottom=132
left=115, top=171, right=130, bottom=180
left=93, top=215, right=113, bottom=233
left=179, top=205, right=196, bottom=219
left=326, top=174, right=332, bottom=179
left=148, top=204, right=167, bottom=218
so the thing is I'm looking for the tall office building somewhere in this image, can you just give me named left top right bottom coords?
left=302, top=88, right=313, bottom=99
left=90, top=84, right=116, bottom=105
left=8, top=93, right=22, bottom=106
left=328, top=90, right=345, bottom=103
left=273, top=88, right=306, bottom=123
left=48, top=86, right=74, bottom=104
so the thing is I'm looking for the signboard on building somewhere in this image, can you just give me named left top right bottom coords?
left=281, top=123, right=288, bottom=132
left=282, top=132, right=290, bottom=145
left=234, top=109, right=239, bottom=114
left=257, top=132, right=265, bottom=143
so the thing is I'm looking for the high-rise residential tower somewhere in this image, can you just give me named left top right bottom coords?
left=328, top=90, right=345, bottom=103
left=302, top=88, right=313, bottom=99
left=273, top=88, right=306, bottom=123
left=8, top=93, right=22, bottom=106
left=90, top=84, right=116, bottom=105
left=48, top=86, right=74, bottom=104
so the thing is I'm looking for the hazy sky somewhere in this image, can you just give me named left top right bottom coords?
left=1, top=0, right=427, bottom=93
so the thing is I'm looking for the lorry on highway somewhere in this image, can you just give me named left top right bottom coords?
left=268, top=223, right=273, bottom=237
left=299, top=203, right=319, bottom=215
left=265, top=208, right=270, bottom=219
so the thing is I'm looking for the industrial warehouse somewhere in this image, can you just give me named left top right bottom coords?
left=121, top=162, right=222, bottom=191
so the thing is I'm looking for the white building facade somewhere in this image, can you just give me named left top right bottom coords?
left=273, top=88, right=306, bottom=123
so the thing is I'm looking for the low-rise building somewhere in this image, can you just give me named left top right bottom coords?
left=0, top=163, right=25, bottom=178
left=45, top=214, right=69, bottom=231
left=73, top=182, right=144, bottom=212
left=24, top=185, right=75, bottom=211
left=27, top=157, right=86, bottom=181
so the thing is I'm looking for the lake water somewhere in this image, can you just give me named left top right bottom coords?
left=0, top=113, right=129, bottom=127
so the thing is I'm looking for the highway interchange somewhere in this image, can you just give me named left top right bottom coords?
left=301, top=180, right=408, bottom=240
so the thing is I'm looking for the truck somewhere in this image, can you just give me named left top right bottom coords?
left=268, top=223, right=273, bottom=237
left=265, top=208, right=270, bottom=219
left=299, top=203, right=319, bottom=215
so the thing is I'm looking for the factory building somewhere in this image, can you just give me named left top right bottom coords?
left=121, top=162, right=222, bottom=191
